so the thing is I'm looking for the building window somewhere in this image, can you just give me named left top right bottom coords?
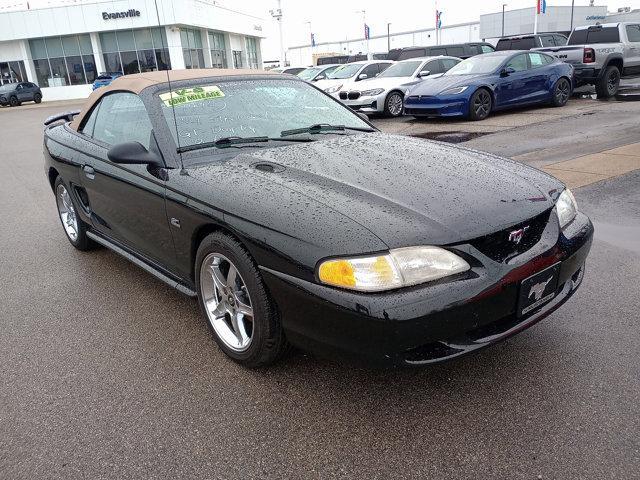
left=208, top=31, right=227, bottom=68
left=180, top=28, right=205, bottom=69
left=246, top=37, right=259, bottom=69
left=99, top=27, right=171, bottom=76
left=0, top=61, right=26, bottom=85
left=233, top=50, right=243, bottom=68
left=29, top=35, right=96, bottom=87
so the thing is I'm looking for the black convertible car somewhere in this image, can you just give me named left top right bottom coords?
left=43, top=69, right=593, bottom=367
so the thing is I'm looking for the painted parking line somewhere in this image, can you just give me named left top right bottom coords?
left=541, top=142, right=640, bottom=189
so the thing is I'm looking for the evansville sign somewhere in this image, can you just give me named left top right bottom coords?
left=102, top=9, right=141, bottom=20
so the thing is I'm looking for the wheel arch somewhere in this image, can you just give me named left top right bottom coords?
left=604, top=55, right=623, bottom=73
left=190, top=222, right=246, bottom=282
left=48, top=167, right=59, bottom=192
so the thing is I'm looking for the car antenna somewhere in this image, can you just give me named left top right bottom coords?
left=153, top=0, right=186, bottom=174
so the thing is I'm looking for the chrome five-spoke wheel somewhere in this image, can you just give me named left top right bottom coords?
left=56, top=183, right=79, bottom=242
left=200, top=253, right=254, bottom=352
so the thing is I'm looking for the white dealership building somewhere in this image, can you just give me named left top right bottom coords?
left=0, top=0, right=265, bottom=100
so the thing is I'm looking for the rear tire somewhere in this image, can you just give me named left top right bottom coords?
left=54, top=177, right=94, bottom=251
left=468, top=89, right=492, bottom=121
left=34, top=93, right=42, bottom=104
left=195, top=231, right=288, bottom=368
left=9, top=96, right=19, bottom=107
left=383, top=91, right=404, bottom=117
left=552, top=77, right=571, bottom=107
left=595, top=66, right=620, bottom=98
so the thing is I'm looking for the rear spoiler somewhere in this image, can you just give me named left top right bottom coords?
left=43, top=110, right=81, bottom=126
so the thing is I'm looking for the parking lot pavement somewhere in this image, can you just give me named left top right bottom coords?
left=1, top=102, right=639, bottom=479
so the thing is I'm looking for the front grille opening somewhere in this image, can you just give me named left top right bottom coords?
left=470, top=209, right=552, bottom=262
left=404, top=342, right=464, bottom=363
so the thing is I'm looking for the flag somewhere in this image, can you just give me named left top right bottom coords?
left=311, top=32, right=316, bottom=47
left=364, top=23, right=370, bottom=39
left=537, top=0, right=547, bottom=14
left=435, top=10, right=442, bottom=29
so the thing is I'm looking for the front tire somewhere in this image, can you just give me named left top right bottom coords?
left=468, top=89, right=492, bottom=121
left=595, top=66, right=620, bottom=98
left=34, top=93, right=42, bottom=104
left=384, top=91, right=404, bottom=117
left=552, top=77, right=571, bottom=107
left=195, top=232, right=287, bottom=367
left=9, top=96, right=19, bottom=107
left=54, top=177, right=93, bottom=251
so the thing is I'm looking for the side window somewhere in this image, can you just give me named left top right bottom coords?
left=528, top=53, right=546, bottom=68
left=427, top=60, right=444, bottom=74
left=507, top=54, right=529, bottom=72
left=540, top=35, right=556, bottom=47
left=441, top=58, right=460, bottom=71
left=376, top=63, right=391, bottom=74
left=80, top=104, right=101, bottom=137
left=446, top=47, right=465, bottom=57
left=627, top=24, right=640, bottom=42
left=429, top=47, right=447, bottom=56
left=92, top=93, right=153, bottom=148
left=542, top=53, right=556, bottom=65
left=553, top=35, right=568, bottom=46
left=359, top=64, right=379, bottom=79
left=481, top=45, right=495, bottom=53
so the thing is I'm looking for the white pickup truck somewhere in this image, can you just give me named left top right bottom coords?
left=536, top=22, right=640, bottom=97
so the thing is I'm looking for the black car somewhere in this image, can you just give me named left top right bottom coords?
left=0, top=82, right=42, bottom=106
left=387, top=42, right=495, bottom=61
left=496, top=34, right=568, bottom=50
left=43, top=69, right=593, bottom=368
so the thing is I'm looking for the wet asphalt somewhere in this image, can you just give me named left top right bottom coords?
left=0, top=103, right=638, bottom=479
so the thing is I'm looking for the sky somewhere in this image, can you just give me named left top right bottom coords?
left=2, top=0, right=640, bottom=59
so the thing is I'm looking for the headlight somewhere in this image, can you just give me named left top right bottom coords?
left=318, top=246, right=470, bottom=292
left=360, top=88, right=385, bottom=96
left=556, top=188, right=578, bottom=228
left=324, top=84, right=343, bottom=94
left=440, top=86, right=469, bottom=95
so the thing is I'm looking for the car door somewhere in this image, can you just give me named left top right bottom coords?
left=624, top=24, right=640, bottom=74
left=15, top=83, right=30, bottom=101
left=77, top=92, right=175, bottom=267
left=526, top=52, right=553, bottom=101
left=495, top=53, right=530, bottom=106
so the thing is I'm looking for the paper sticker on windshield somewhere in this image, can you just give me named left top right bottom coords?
left=159, top=85, right=224, bottom=107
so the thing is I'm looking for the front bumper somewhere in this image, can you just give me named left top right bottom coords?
left=403, top=93, right=469, bottom=117
left=261, top=212, right=594, bottom=366
left=339, top=91, right=385, bottom=113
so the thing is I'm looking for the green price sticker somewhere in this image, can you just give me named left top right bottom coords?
left=159, top=85, right=225, bottom=107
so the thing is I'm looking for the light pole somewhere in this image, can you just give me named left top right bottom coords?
left=306, top=20, right=313, bottom=65
left=358, top=10, right=369, bottom=57
left=387, top=23, right=391, bottom=52
left=502, top=4, right=507, bottom=37
left=570, top=0, right=575, bottom=31
left=269, top=0, right=285, bottom=67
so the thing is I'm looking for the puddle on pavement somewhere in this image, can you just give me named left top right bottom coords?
left=410, top=131, right=490, bottom=144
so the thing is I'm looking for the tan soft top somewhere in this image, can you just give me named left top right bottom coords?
left=70, top=68, right=277, bottom=131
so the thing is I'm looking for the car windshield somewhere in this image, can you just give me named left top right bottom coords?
left=377, top=61, right=422, bottom=78
left=159, top=79, right=371, bottom=152
left=445, top=55, right=505, bottom=75
left=327, top=63, right=362, bottom=79
left=297, top=67, right=322, bottom=80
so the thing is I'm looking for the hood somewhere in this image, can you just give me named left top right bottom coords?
left=187, top=133, right=563, bottom=250
left=350, top=76, right=414, bottom=92
left=410, top=73, right=495, bottom=96
left=314, top=78, right=348, bottom=91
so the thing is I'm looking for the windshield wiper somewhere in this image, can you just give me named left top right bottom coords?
left=280, top=123, right=374, bottom=137
left=177, top=136, right=313, bottom=153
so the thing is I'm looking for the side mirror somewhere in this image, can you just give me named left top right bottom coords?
left=314, top=74, right=325, bottom=81
left=357, top=73, right=368, bottom=80
left=417, top=70, right=431, bottom=78
left=107, top=141, right=162, bottom=166
left=501, top=66, right=516, bottom=77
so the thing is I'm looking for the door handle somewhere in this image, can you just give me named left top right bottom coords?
left=83, top=165, right=95, bottom=180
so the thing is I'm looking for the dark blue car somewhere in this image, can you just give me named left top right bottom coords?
left=92, top=72, right=123, bottom=90
left=403, top=50, right=574, bottom=121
